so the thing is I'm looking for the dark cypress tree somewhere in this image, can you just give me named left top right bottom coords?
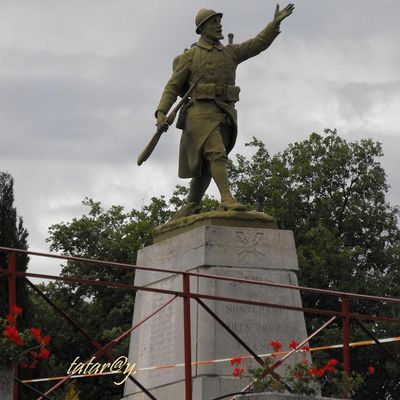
left=0, top=172, right=29, bottom=317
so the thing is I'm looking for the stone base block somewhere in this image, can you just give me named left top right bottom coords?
left=125, top=376, right=247, bottom=400
left=0, top=364, right=13, bottom=400
left=124, top=224, right=310, bottom=400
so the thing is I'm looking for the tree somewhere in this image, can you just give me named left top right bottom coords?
left=0, top=172, right=29, bottom=321
left=0, top=173, right=33, bottom=399
left=228, top=129, right=400, bottom=399
left=229, top=130, right=400, bottom=293
left=33, top=196, right=172, bottom=399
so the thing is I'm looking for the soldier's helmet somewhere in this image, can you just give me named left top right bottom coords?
left=195, top=8, right=223, bottom=34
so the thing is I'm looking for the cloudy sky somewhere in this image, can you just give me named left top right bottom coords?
left=1, top=0, right=399, bottom=274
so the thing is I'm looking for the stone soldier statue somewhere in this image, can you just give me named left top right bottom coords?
left=156, top=4, right=294, bottom=219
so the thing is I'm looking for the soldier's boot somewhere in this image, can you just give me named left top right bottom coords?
left=211, top=158, right=247, bottom=211
left=171, top=175, right=211, bottom=220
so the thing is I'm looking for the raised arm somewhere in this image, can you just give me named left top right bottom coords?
left=229, top=3, right=294, bottom=64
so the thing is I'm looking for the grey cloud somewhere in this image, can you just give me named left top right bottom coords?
left=328, top=80, right=400, bottom=122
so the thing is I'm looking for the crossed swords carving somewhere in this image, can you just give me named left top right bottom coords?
left=236, top=231, right=265, bottom=260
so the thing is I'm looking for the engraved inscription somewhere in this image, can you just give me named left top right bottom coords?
left=148, top=293, right=176, bottom=364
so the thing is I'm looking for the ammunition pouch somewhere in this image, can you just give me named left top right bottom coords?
left=193, top=83, right=240, bottom=103
left=221, top=85, right=241, bottom=102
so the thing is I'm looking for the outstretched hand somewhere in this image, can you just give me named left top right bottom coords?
left=273, top=3, right=295, bottom=25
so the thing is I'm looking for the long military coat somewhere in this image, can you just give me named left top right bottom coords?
left=156, top=21, right=280, bottom=178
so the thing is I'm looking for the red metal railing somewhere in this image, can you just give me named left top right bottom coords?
left=1, top=246, right=400, bottom=400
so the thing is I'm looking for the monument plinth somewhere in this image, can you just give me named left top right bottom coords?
left=124, top=216, right=309, bottom=400
left=154, top=210, right=277, bottom=242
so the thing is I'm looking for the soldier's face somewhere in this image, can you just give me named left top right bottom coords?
left=202, top=16, right=224, bottom=41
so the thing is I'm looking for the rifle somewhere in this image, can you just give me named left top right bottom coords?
left=137, top=75, right=201, bottom=166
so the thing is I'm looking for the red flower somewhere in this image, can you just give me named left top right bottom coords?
left=368, top=366, right=375, bottom=375
left=316, top=368, right=325, bottom=377
left=6, top=313, right=16, bottom=323
left=30, top=327, right=42, bottom=343
left=289, top=339, right=298, bottom=349
left=42, top=335, right=51, bottom=346
left=302, top=359, right=308, bottom=365
left=38, top=347, right=50, bottom=359
left=327, top=359, right=339, bottom=367
left=11, top=305, right=23, bottom=315
left=230, top=357, right=242, bottom=366
left=302, top=345, right=311, bottom=352
left=4, top=325, right=24, bottom=346
left=308, top=367, right=318, bottom=376
left=270, top=340, right=282, bottom=352
left=232, top=367, right=244, bottom=377
left=321, top=359, right=339, bottom=373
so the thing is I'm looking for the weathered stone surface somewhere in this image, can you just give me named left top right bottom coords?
left=154, top=210, right=277, bottom=243
left=136, top=225, right=298, bottom=287
left=0, top=364, right=13, bottom=400
left=124, top=225, right=309, bottom=400
left=196, top=267, right=308, bottom=377
left=236, top=393, right=339, bottom=400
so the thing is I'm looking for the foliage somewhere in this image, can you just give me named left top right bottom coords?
left=31, top=196, right=171, bottom=399
left=0, top=172, right=30, bottom=321
left=38, top=186, right=213, bottom=399
left=232, top=339, right=371, bottom=398
left=246, top=358, right=365, bottom=398
left=36, top=187, right=217, bottom=398
left=0, top=305, right=51, bottom=369
left=65, top=382, right=80, bottom=400
left=229, top=130, right=400, bottom=294
left=228, top=129, right=400, bottom=399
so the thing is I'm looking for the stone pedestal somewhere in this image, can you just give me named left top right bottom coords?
left=124, top=221, right=309, bottom=400
left=0, top=364, right=13, bottom=400
left=236, top=393, right=339, bottom=400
